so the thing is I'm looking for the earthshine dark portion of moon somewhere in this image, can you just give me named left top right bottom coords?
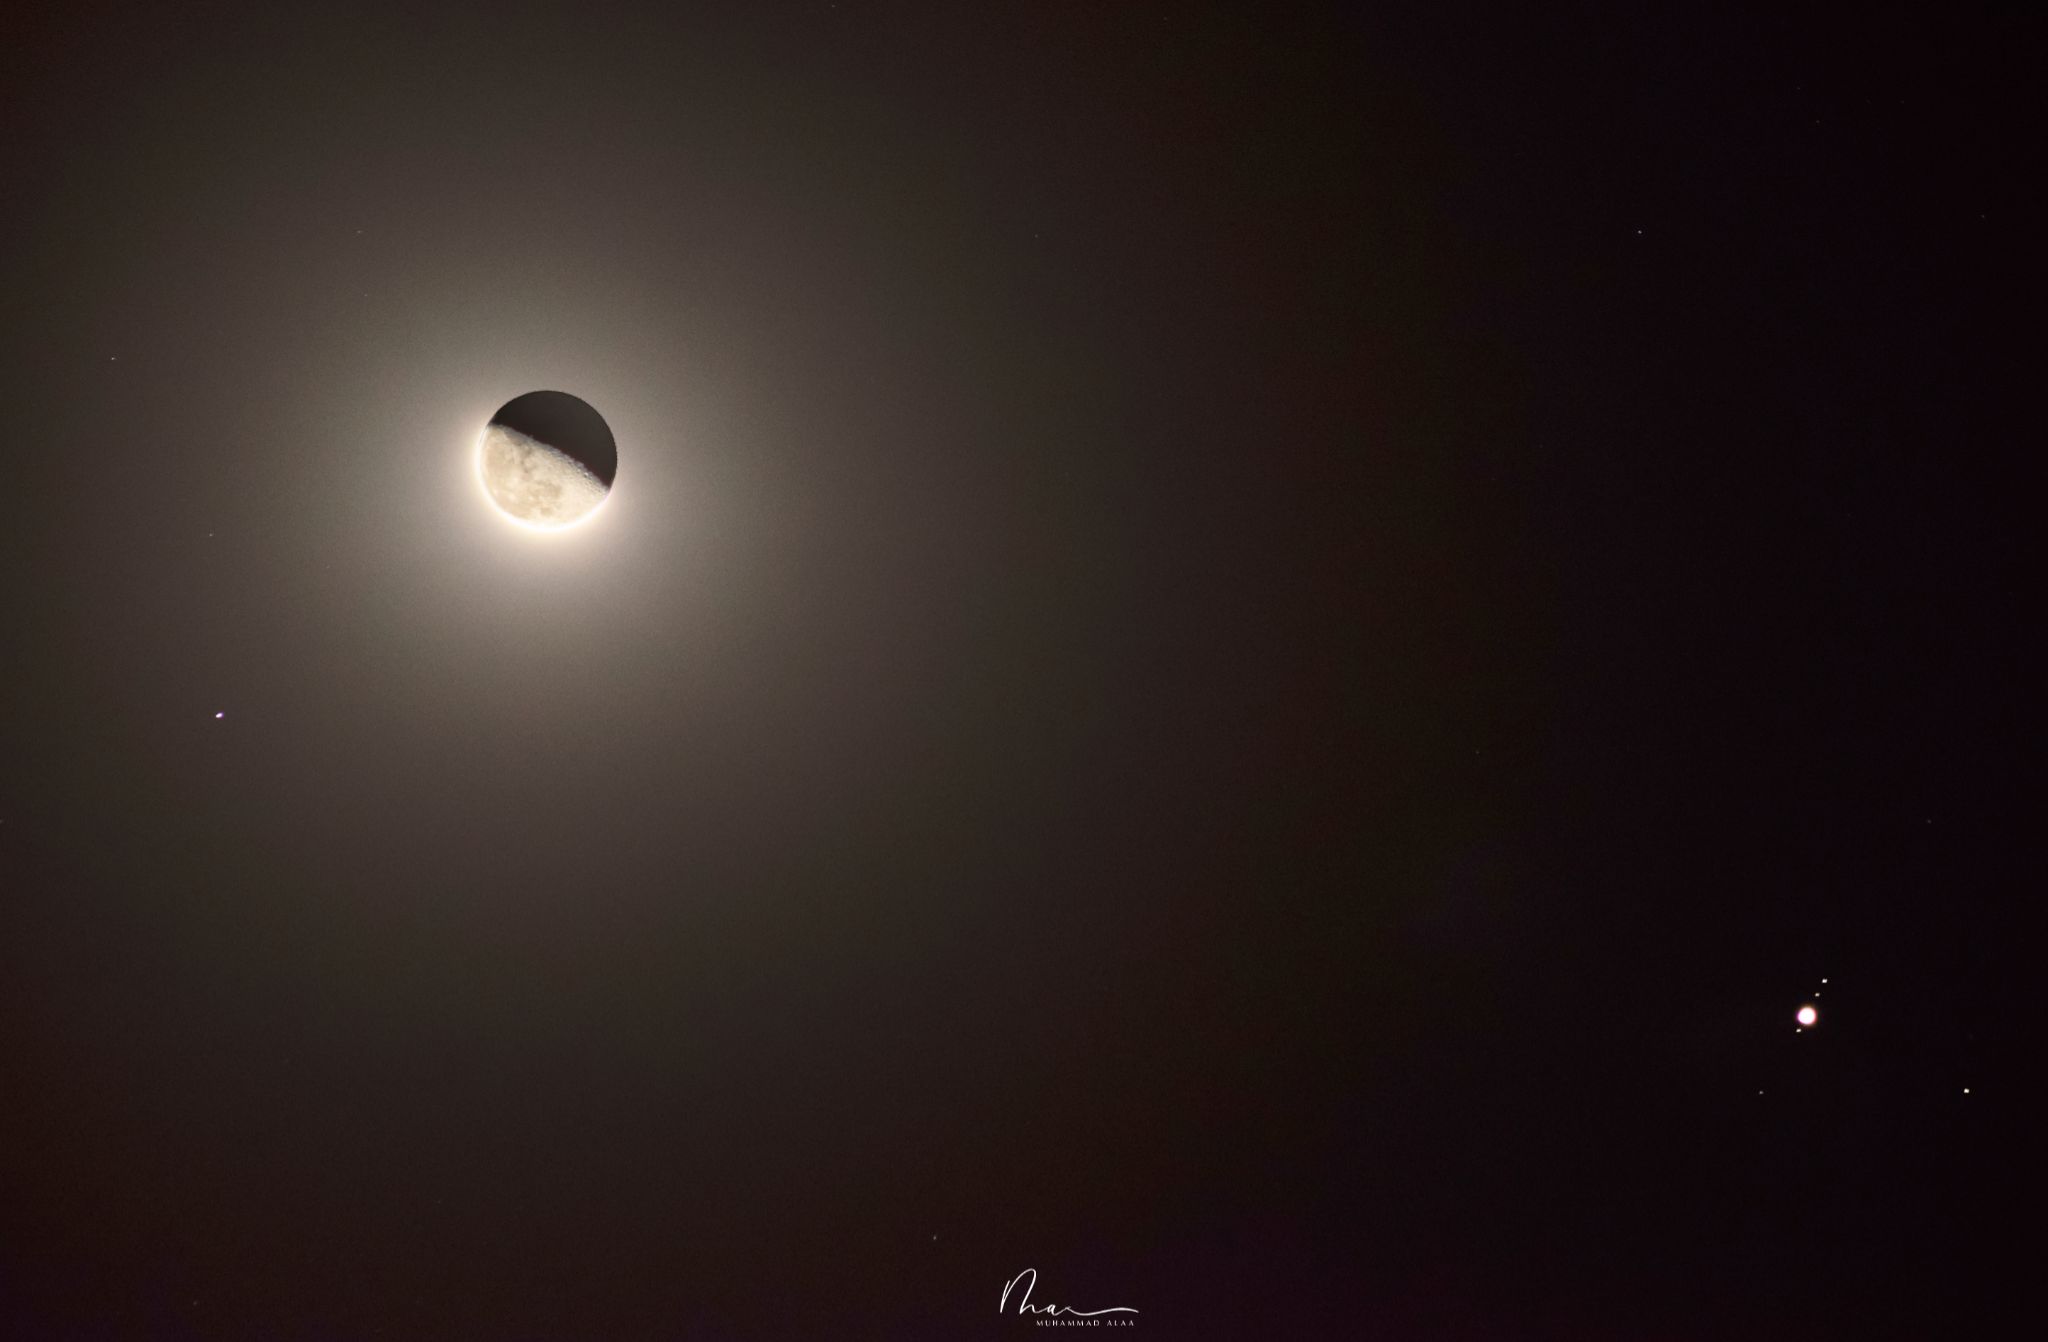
left=478, top=390, right=617, bottom=529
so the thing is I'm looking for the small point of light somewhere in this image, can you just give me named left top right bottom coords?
left=1963, top=1088, right=1970, bottom=1095
left=1796, top=1004, right=1818, bottom=1028
left=213, top=712, right=225, bottom=719
left=1820, top=978, right=1828, bottom=984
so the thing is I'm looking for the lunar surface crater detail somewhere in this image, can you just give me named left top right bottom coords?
left=477, top=389, right=618, bottom=530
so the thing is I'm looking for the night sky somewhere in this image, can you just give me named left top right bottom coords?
left=0, top=3, right=2027, bottom=1337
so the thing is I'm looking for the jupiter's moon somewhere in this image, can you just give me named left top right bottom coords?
left=477, top=390, right=618, bottom=530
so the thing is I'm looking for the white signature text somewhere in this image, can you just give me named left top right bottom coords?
left=999, top=1268, right=1139, bottom=1320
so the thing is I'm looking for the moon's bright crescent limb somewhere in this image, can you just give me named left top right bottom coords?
left=477, top=423, right=610, bottom=529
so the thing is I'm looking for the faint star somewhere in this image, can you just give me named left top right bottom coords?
left=213, top=712, right=225, bottom=719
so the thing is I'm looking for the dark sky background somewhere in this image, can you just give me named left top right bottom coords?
left=0, top=3, right=2027, bottom=1337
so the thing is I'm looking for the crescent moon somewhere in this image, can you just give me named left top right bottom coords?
left=476, top=422, right=611, bottom=531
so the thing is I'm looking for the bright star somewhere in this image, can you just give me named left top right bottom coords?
left=1796, top=1004, right=1818, bottom=1028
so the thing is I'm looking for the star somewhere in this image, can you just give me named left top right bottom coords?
left=213, top=712, right=225, bottom=719
left=1795, top=1004, right=1818, bottom=1028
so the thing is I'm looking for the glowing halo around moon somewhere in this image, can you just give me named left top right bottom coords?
left=474, top=390, right=618, bottom=532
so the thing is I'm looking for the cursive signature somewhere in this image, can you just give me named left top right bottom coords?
left=999, top=1268, right=1138, bottom=1317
